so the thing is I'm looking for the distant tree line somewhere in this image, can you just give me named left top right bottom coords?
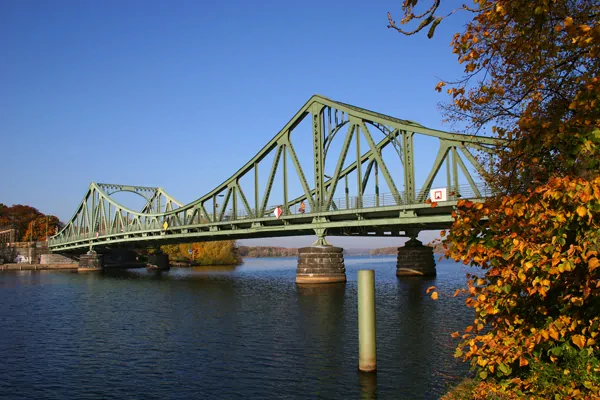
left=238, top=246, right=298, bottom=258
left=370, top=242, right=446, bottom=256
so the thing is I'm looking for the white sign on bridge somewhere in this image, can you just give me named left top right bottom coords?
left=430, top=187, right=447, bottom=202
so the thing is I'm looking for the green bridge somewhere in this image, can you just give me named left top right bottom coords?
left=48, top=95, right=500, bottom=281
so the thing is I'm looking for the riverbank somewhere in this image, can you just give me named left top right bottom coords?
left=0, top=263, right=77, bottom=271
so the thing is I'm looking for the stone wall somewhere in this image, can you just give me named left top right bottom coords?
left=1, top=241, right=50, bottom=264
left=40, top=254, right=77, bottom=265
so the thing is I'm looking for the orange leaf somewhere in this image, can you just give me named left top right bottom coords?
left=576, top=206, right=587, bottom=217
left=519, top=356, right=529, bottom=367
left=589, top=258, right=599, bottom=272
left=426, top=286, right=436, bottom=294
left=564, top=16, right=573, bottom=27
left=431, top=292, right=439, bottom=300
left=572, top=335, right=586, bottom=349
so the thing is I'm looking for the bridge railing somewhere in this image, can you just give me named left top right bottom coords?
left=223, top=182, right=493, bottom=219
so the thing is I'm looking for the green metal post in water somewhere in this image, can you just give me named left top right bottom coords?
left=358, top=269, right=376, bottom=372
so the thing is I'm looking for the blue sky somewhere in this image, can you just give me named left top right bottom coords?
left=1, top=0, right=473, bottom=248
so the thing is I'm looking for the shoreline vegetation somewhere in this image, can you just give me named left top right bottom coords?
left=160, top=242, right=445, bottom=266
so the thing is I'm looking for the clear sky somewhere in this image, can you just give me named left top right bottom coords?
left=1, top=0, right=473, bottom=248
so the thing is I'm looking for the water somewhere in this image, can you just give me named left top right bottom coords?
left=0, top=256, right=474, bottom=399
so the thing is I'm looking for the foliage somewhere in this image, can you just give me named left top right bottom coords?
left=445, top=177, right=600, bottom=397
left=238, top=246, right=298, bottom=258
left=389, top=0, right=599, bottom=398
left=160, top=240, right=241, bottom=266
left=0, top=204, right=62, bottom=241
left=23, top=215, right=61, bottom=241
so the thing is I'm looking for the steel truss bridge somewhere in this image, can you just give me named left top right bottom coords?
left=49, top=95, right=500, bottom=253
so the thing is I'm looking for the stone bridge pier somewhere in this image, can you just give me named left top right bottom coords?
left=78, top=250, right=104, bottom=272
left=296, top=228, right=346, bottom=284
left=396, top=231, right=436, bottom=277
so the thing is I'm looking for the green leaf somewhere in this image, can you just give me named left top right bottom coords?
left=498, top=362, right=512, bottom=376
left=479, top=371, right=488, bottom=380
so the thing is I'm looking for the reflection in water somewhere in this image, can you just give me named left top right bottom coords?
left=394, top=276, right=438, bottom=390
left=191, top=265, right=238, bottom=274
left=359, top=371, right=378, bottom=400
left=296, top=283, right=347, bottom=398
left=0, top=258, right=472, bottom=399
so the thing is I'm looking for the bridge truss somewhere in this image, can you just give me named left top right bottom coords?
left=49, top=95, right=500, bottom=252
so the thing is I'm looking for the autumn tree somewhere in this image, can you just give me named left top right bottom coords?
left=0, top=203, right=62, bottom=242
left=23, top=215, right=61, bottom=241
left=159, top=240, right=241, bottom=266
left=389, top=0, right=599, bottom=398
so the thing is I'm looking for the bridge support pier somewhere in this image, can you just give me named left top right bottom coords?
left=147, top=253, right=170, bottom=270
left=78, top=250, right=104, bottom=272
left=296, top=246, right=346, bottom=284
left=396, top=237, right=436, bottom=277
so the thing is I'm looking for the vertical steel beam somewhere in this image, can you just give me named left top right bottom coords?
left=356, top=122, right=362, bottom=208
left=213, top=196, right=217, bottom=222
left=345, top=175, right=349, bottom=209
left=402, top=131, right=415, bottom=203
left=375, top=162, right=380, bottom=207
left=283, top=145, right=288, bottom=215
left=452, top=147, right=459, bottom=195
left=232, top=186, right=237, bottom=220
left=446, top=151, right=451, bottom=192
left=90, top=189, right=96, bottom=238
left=311, top=103, right=325, bottom=212
left=254, top=162, right=259, bottom=217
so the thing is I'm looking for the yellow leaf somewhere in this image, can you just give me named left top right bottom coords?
left=431, top=292, right=439, bottom=300
left=589, top=258, right=599, bottom=272
left=572, top=334, right=586, bottom=349
left=564, top=17, right=573, bottom=27
left=576, top=206, right=587, bottom=217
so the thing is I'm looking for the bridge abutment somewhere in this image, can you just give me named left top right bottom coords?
left=147, top=253, right=170, bottom=270
left=296, top=246, right=346, bottom=284
left=396, top=238, right=436, bottom=277
left=78, top=251, right=104, bottom=272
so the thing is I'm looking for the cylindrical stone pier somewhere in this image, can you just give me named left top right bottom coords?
left=396, top=238, right=436, bottom=277
left=147, top=254, right=170, bottom=270
left=78, top=252, right=104, bottom=272
left=296, top=246, right=346, bottom=284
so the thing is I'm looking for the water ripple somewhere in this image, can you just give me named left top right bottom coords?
left=0, top=257, right=472, bottom=399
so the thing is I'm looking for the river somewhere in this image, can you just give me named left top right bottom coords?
left=0, top=256, right=474, bottom=399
